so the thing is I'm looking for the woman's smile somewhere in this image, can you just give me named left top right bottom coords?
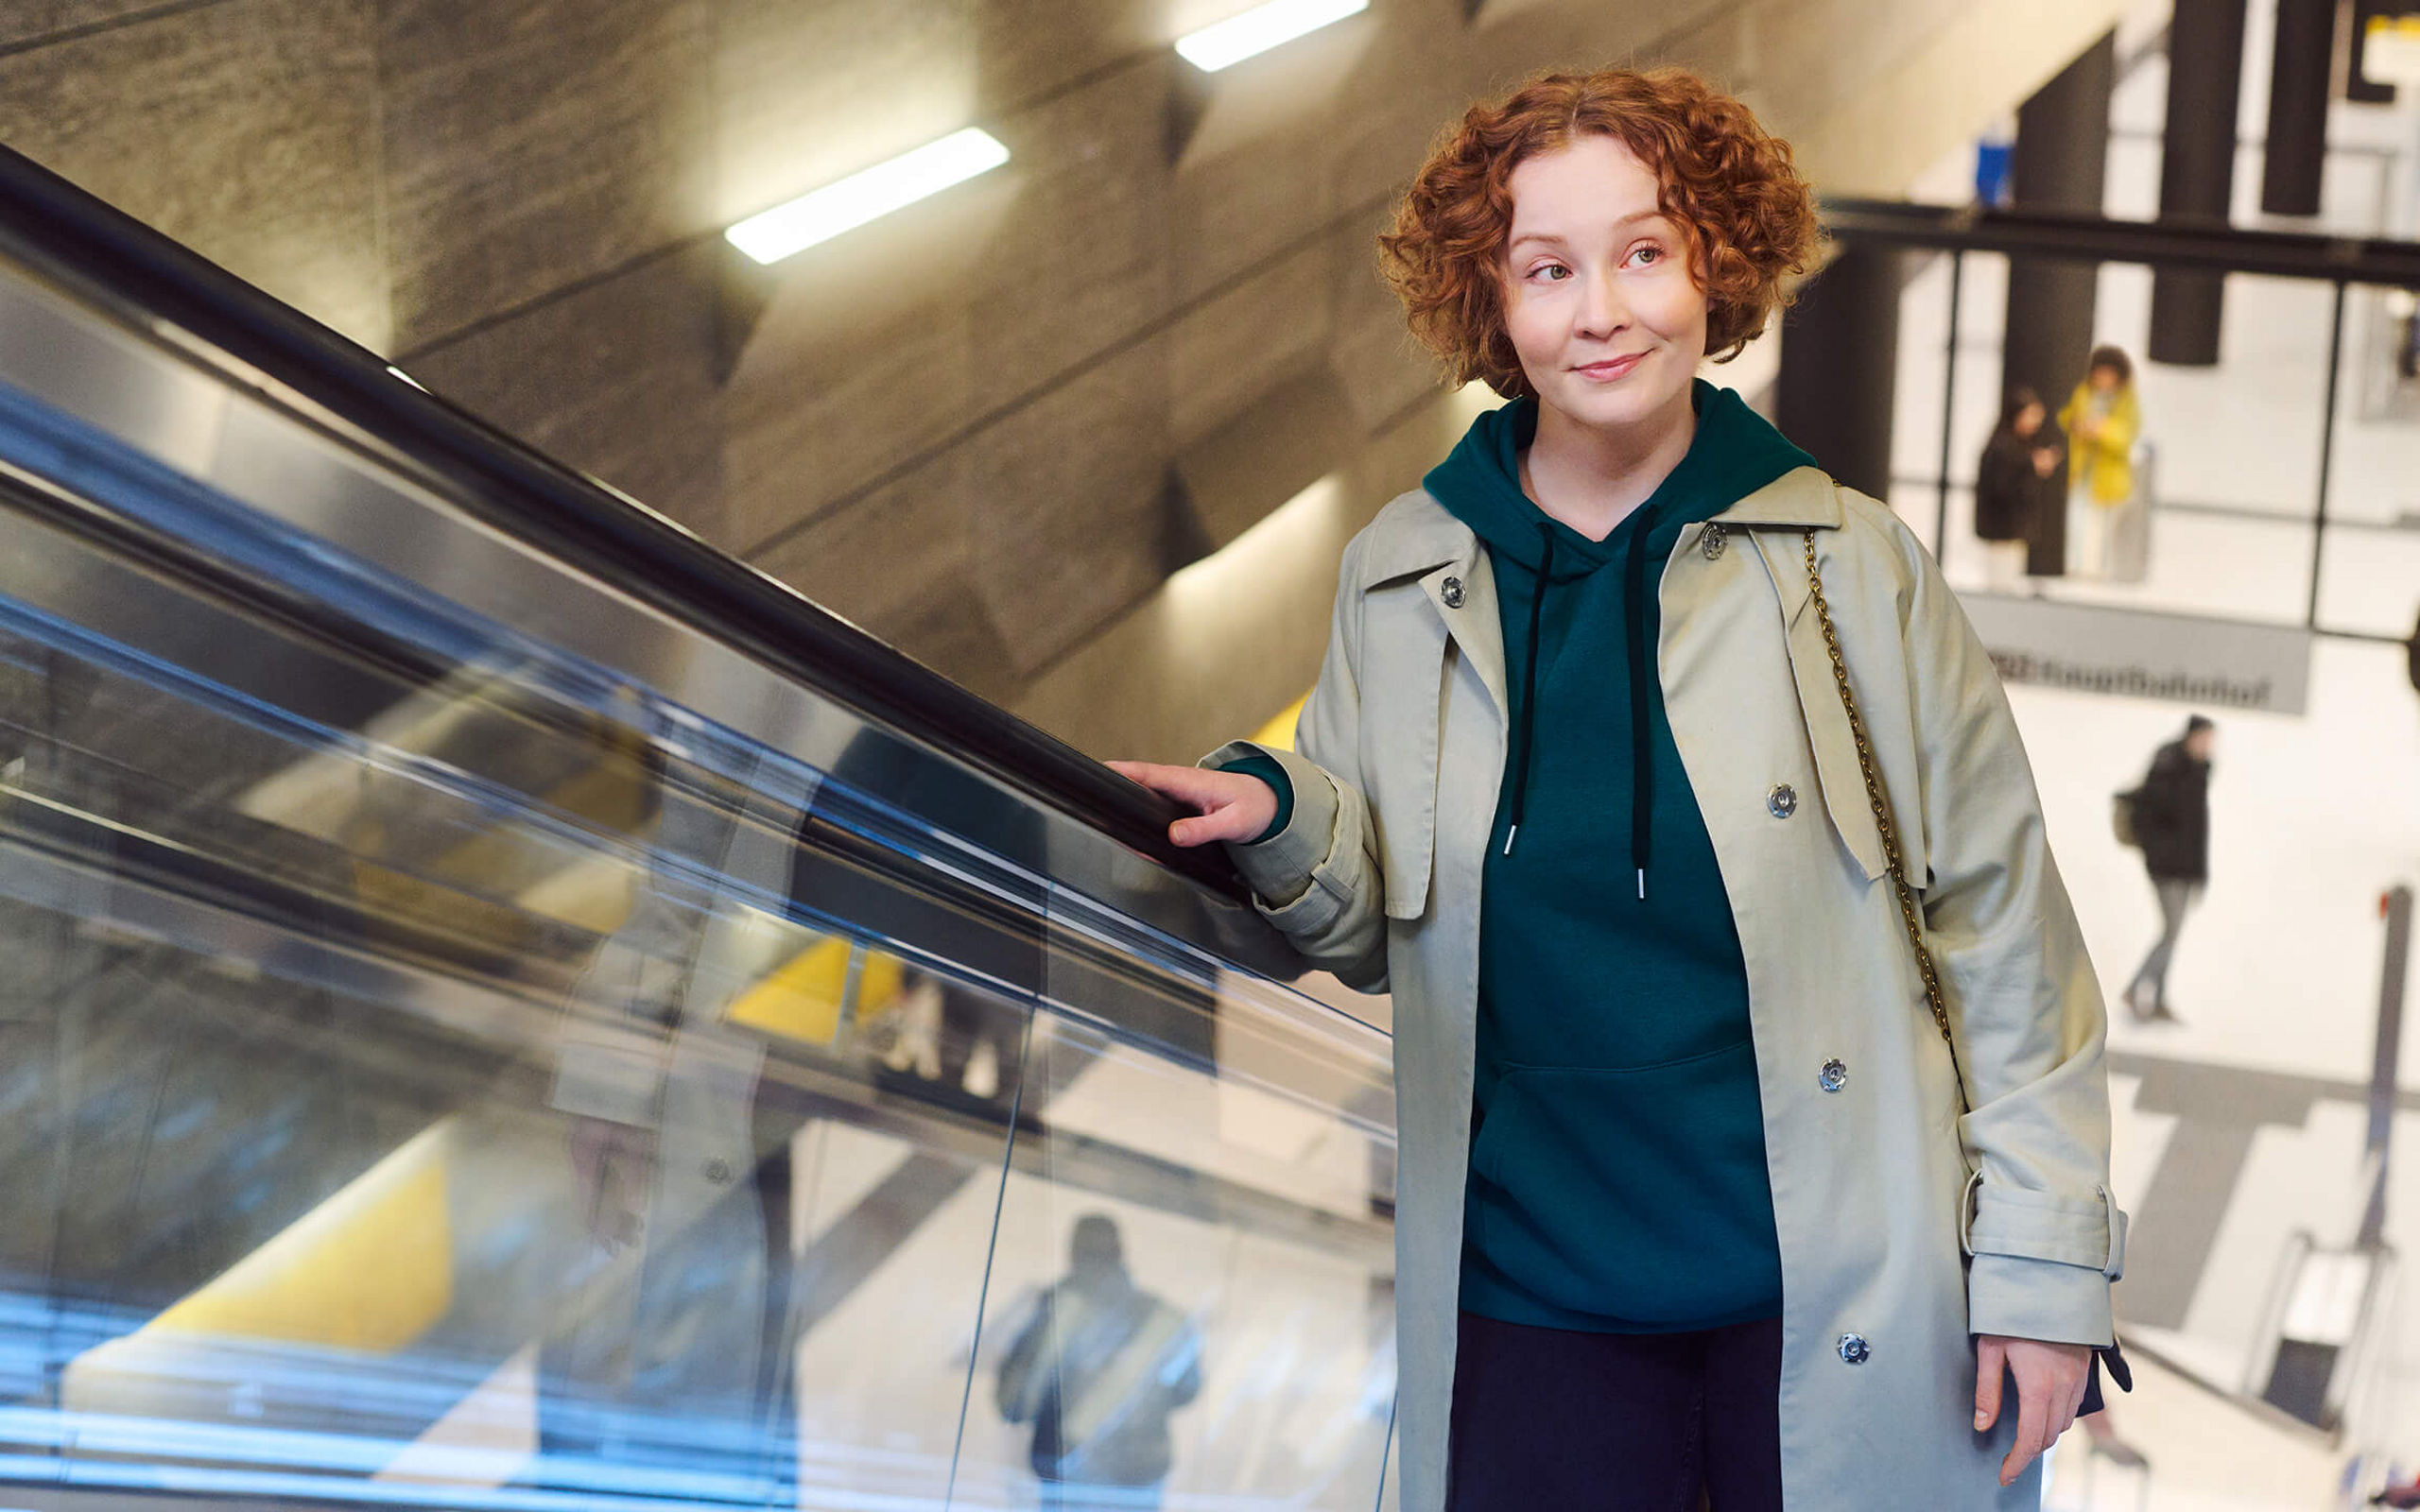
left=1572, top=352, right=1649, bottom=382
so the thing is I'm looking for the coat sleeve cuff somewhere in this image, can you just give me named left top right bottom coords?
left=1961, top=1175, right=2128, bottom=1276
left=1213, top=752, right=1294, bottom=842
left=1201, top=741, right=1339, bottom=909
left=1966, top=1252, right=2115, bottom=1347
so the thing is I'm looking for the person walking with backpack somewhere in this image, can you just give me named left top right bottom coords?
left=2123, top=716, right=2215, bottom=1022
left=996, top=1215, right=1203, bottom=1511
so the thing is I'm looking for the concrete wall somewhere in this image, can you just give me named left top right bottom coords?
left=2, top=0, right=2130, bottom=763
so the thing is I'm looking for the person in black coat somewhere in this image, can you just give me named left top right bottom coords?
left=2124, top=715, right=2214, bottom=1022
left=1975, top=387, right=2064, bottom=594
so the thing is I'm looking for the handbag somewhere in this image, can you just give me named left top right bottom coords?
left=2111, top=789, right=2140, bottom=849
left=1800, top=529, right=2130, bottom=1415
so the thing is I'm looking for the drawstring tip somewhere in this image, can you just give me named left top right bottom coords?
left=1637, top=868, right=1647, bottom=901
left=1502, top=825, right=1519, bottom=857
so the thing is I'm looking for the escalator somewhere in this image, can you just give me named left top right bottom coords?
left=0, top=146, right=1400, bottom=1512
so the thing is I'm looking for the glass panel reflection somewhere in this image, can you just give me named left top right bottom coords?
left=945, top=910, right=1397, bottom=1512
left=0, top=409, right=1397, bottom=1511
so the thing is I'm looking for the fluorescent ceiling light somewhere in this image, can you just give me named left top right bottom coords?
left=1176, top=0, right=1368, bottom=72
left=725, top=128, right=1010, bottom=266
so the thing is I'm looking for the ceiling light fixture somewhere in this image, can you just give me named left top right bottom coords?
left=725, top=128, right=1010, bottom=266
left=1174, top=0, right=1368, bottom=73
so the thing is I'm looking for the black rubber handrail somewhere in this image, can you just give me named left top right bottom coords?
left=1821, top=197, right=2420, bottom=286
left=0, top=145, right=1250, bottom=904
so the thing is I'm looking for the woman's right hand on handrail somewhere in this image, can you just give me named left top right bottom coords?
left=1106, top=762, right=1279, bottom=849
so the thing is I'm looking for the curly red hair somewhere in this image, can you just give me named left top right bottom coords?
left=1379, top=67, right=1821, bottom=397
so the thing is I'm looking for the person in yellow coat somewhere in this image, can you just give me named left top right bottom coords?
left=2057, top=346, right=2141, bottom=579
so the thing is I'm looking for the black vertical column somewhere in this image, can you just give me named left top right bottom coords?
left=2150, top=0, right=2251, bottom=366
left=2002, top=32, right=2116, bottom=411
left=1776, top=242, right=1903, bottom=501
left=2262, top=0, right=2335, bottom=214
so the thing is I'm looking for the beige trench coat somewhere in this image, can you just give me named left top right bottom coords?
left=1208, top=467, right=2124, bottom=1511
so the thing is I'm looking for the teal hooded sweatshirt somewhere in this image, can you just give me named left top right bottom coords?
left=1426, top=381, right=1814, bottom=1333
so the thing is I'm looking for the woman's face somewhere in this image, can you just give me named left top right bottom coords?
left=2015, top=403, right=2045, bottom=437
left=1499, top=135, right=1709, bottom=436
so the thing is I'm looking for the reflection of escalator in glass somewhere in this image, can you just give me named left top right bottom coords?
left=0, top=140, right=1400, bottom=1512
left=1, top=625, right=1374, bottom=1508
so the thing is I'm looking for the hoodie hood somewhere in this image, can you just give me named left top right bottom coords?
left=1420, top=380, right=1816, bottom=887
left=1423, top=380, right=1815, bottom=576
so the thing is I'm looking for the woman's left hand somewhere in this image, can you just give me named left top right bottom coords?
left=1973, top=1334, right=2092, bottom=1486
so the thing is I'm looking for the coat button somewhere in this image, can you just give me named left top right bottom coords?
left=1441, top=576, right=1465, bottom=609
left=1819, top=1058, right=1849, bottom=1092
left=1701, top=523, right=1728, bottom=560
left=1838, top=1332, right=1870, bottom=1366
left=704, top=1158, right=733, bottom=1184
left=1767, top=783, right=1797, bottom=818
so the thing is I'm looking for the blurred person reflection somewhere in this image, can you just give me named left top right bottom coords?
left=2120, top=714, right=2214, bottom=1023
left=550, top=706, right=1062, bottom=1497
left=2057, top=347, right=2141, bottom=580
left=874, top=968, right=1028, bottom=1109
left=546, top=709, right=803, bottom=1493
left=938, top=971, right=1026, bottom=1106
left=0, top=637, right=104, bottom=1318
left=996, top=1214, right=1202, bottom=1512
left=1975, top=387, right=2065, bottom=594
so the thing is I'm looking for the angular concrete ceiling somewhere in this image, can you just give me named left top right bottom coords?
left=1, top=0, right=2131, bottom=759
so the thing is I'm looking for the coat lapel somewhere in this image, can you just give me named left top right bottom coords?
left=1360, top=491, right=1506, bottom=722
left=1713, top=465, right=1846, bottom=627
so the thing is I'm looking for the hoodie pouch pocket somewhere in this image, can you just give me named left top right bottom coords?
left=1464, top=1047, right=1782, bottom=1325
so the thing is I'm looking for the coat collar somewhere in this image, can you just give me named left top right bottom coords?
left=1355, top=464, right=1841, bottom=592
left=1354, top=491, right=1475, bottom=590
left=1713, top=466, right=1844, bottom=529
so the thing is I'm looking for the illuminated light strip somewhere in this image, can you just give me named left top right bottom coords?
left=0, top=1452, right=950, bottom=1512
left=724, top=129, right=1010, bottom=266
left=0, top=1406, right=953, bottom=1486
left=1174, top=0, right=1369, bottom=72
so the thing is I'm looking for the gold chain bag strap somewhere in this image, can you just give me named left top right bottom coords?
left=1801, top=529, right=1969, bottom=1111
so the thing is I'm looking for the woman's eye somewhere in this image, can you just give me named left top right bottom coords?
left=1531, top=264, right=1571, bottom=282
left=1631, top=245, right=1664, bottom=266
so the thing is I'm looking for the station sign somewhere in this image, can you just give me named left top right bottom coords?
left=1960, top=593, right=2315, bottom=716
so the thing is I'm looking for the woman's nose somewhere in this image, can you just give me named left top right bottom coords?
left=1576, top=267, right=1627, bottom=335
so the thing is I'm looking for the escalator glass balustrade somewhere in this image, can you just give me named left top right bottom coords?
left=0, top=151, right=1400, bottom=1512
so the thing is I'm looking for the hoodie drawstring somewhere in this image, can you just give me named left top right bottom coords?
left=1500, top=513, right=1658, bottom=903
left=1501, top=523, right=1553, bottom=857
left=1620, top=506, right=1656, bottom=901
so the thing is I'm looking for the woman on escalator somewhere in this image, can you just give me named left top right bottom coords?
left=1112, top=67, right=2122, bottom=1512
